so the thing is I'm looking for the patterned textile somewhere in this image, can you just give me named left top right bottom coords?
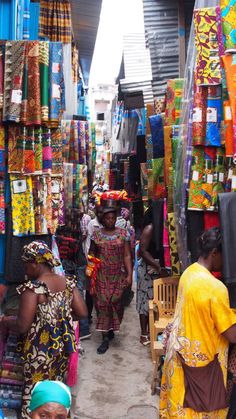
left=10, top=175, right=35, bottom=236
left=42, top=129, right=52, bottom=173
left=223, top=99, right=234, bottom=156
left=7, top=125, right=24, bottom=173
left=39, top=41, right=49, bottom=122
left=0, top=180, right=5, bottom=234
left=212, top=148, right=225, bottom=207
left=146, top=135, right=153, bottom=168
left=222, top=54, right=236, bottom=158
left=39, top=0, right=72, bottom=43
left=194, top=7, right=222, bottom=85
left=160, top=262, right=236, bottom=418
left=221, top=0, right=236, bottom=50
left=167, top=212, right=181, bottom=275
left=51, top=128, right=63, bottom=175
left=49, top=42, right=65, bottom=127
left=51, top=177, right=64, bottom=233
left=188, top=147, right=205, bottom=210
left=34, top=129, right=43, bottom=173
left=164, top=126, right=172, bottom=188
left=21, top=240, right=60, bottom=267
left=23, top=0, right=30, bottom=40
left=146, top=103, right=155, bottom=135
left=0, top=125, right=5, bottom=176
left=192, top=84, right=207, bottom=146
left=201, top=147, right=216, bottom=210
left=165, top=80, right=176, bottom=126
left=33, top=176, right=48, bottom=234
left=92, top=228, right=129, bottom=332
left=140, top=163, right=148, bottom=200
left=3, top=41, right=25, bottom=122
left=154, top=98, right=165, bottom=114
left=152, top=158, right=166, bottom=199
left=61, top=120, right=71, bottom=162
left=136, top=258, right=156, bottom=315
left=63, top=163, right=73, bottom=209
left=0, top=45, right=4, bottom=111
left=174, top=79, right=184, bottom=124
left=163, top=199, right=171, bottom=269
left=206, top=85, right=222, bottom=147
left=23, top=132, right=35, bottom=174
left=149, top=114, right=165, bottom=158
left=17, top=277, right=76, bottom=418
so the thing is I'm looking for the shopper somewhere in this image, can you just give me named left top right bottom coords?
left=90, top=201, right=133, bottom=354
left=85, top=204, right=104, bottom=258
left=29, top=380, right=71, bottom=418
left=160, top=227, right=236, bottom=418
left=0, top=241, right=87, bottom=418
left=137, top=204, right=167, bottom=345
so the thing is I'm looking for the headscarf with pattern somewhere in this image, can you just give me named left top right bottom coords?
left=21, top=240, right=60, bottom=267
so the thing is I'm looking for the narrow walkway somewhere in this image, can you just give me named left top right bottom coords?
left=72, top=297, right=159, bottom=419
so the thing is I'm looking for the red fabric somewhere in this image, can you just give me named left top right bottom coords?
left=204, top=212, right=220, bottom=230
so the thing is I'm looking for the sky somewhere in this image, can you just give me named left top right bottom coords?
left=89, top=0, right=145, bottom=87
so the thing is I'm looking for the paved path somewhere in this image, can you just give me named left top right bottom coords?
left=72, top=297, right=159, bottom=419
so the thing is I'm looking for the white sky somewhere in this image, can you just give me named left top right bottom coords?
left=89, top=0, right=145, bottom=87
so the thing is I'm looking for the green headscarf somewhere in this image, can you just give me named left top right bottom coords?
left=29, top=381, right=71, bottom=412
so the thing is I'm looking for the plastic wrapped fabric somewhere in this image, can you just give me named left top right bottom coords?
left=218, top=192, right=236, bottom=307
left=152, top=158, right=166, bottom=199
left=205, top=85, right=222, bottom=147
left=164, top=126, right=172, bottom=188
left=223, top=100, right=234, bottom=156
left=220, top=0, right=236, bottom=51
left=212, top=148, right=225, bottom=207
left=192, top=84, right=207, bottom=146
left=149, top=114, right=164, bottom=158
left=188, top=147, right=205, bottom=210
left=193, top=6, right=222, bottom=85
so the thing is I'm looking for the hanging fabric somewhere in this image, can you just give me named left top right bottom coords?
left=0, top=45, right=4, bottom=113
left=33, top=175, right=48, bottom=235
left=152, top=158, right=166, bottom=199
left=8, top=125, right=24, bottom=173
left=188, top=147, right=205, bottom=210
left=193, top=7, right=222, bottom=85
left=3, top=41, right=26, bottom=122
left=23, top=129, right=36, bottom=174
left=49, top=42, right=65, bottom=127
left=222, top=54, right=236, bottom=160
left=0, top=180, right=5, bottom=235
left=223, top=99, right=234, bottom=156
left=167, top=212, right=181, bottom=275
left=34, top=129, right=43, bottom=173
left=10, top=175, right=35, bottom=236
left=0, top=125, right=5, bottom=176
left=192, top=84, right=207, bottom=146
left=63, top=163, right=73, bottom=209
left=51, top=128, right=63, bottom=175
left=39, top=0, right=72, bottom=44
left=221, top=0, right=236, bottom=51
left=205, top=85, right=222, bottom=147
left=149, top=114, right=164, bottom=158
left=39, top=41, right=49, bottom=122
left=42, top=129, right=52, bottom=173
left=23, top=0, right=30, bottom=40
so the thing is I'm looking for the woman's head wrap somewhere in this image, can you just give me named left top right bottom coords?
left=29, top=380, right=72, bottom=412
left=21, top=241, right=60, bottom=268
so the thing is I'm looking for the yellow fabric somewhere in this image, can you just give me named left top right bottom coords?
left=160, top=262, right=236, bottom=418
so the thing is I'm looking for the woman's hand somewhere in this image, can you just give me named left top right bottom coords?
left=124, top=275, right=132, bottom=288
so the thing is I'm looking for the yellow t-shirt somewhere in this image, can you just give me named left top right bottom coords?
left=160, top=262, right=236, bottom=419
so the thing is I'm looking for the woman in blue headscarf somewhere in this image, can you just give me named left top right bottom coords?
left=29, top=380, right=71, bottom=418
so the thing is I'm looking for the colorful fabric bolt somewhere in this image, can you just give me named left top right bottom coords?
left=0, top=180, right=5, bottom=234
left=223, top=99, right=234, bottom=156
left=3, top=41, right=26, bottom=122
left=222, top=54, right=236, bottom=159
left=192, top=84, right=208, bottom=146
left=164, top=126, right=172, bottom=188
left=49, top=42, right=64, bottom=126
left=140, top=163, right=148, bottom=200
left=51, top=177, right=64, bottom=234
left=194, top=7, right=222, bottom=85
left=39, top=41, right=49, bottom=122
left=174, top=79, right=184, bottom=124
left=0, top=125, right=5, bottom=176
left=205, top=85, right=222, bottom=146
left=43, top=129, right=52, bottom=173
left=188, top=147, right=205, bottom=210
left=165, top=80, right=176, bottom=126
left=23, top=132, right=36, bottom=174
left=167, top=212, right=181, bottom=275
left=34, top=129, right=43, bottom=173
left=10, top=175, right=35, bottom=236
left=200, top=147, right=216, bottom=210
left=212, top=148, right=225, bottom=207
left=63, top=163, right=73, bottom=209
left=221, top=0, right=236, bottom=50
left=149, top=114, right=165, bottom=158
left=61, top=120, right=71, bottom=162
left=51, top=128, right=63, bottom=175
left=0, top=45, right=4, bottom=111
left=23, top=0, right=30, bottom=40
left=8, top=125, right=24, bottom=173
left=152, top=158, right=166, bottom=199
left=33, top=176, right=48, bottom=234
left=39, top=0, right=72, bottom=43
left=146, top=135, right=153, bottom=168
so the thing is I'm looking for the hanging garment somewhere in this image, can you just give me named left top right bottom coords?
left=222, top=54, right=236, bottom=159
left=0, top=125, right=5, bottom=176
left=32, top=176, right=48, bottom=235
left=223, top=99, right=234, bottom=156
left=39, top=0, right=72, bottom=43
left=0, top=45, right=4, bottom=112
left=42, top=129, right=52, bottom=174
left=167, top=212, right=181, bottom=275
left=39, top=41, right=49, bottom=122
left=8, top=125, right=24, bottom=174
left=205, top=85, right=222, bottom=147
left=21, top=41, right=41, bottom=126
left=51, top=128, right=63, bottom=175
left=188, top=146, right=205, bottom=210
left=3, top=41, right=25, bottom=122
left=152, top=158, right=166, bottom=199
left=10, top=175, right=35, bottom=236
left=78, top=121, right=86, bottom=165
left=192, top=85, right=208, bottom=146
left=49, top=42, right=65, bottom=127
left=221, top=0, right=236, bottom=51
left=218, top=192, right=236, bottom=307
left=149, top=114, right=165, bottom=158
left=193, top=7, right=222, bottom=85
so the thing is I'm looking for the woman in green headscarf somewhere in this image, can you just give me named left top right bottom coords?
left=30, top=380, right=71, bottom=418
left=0, top=241, right=87, bottom=418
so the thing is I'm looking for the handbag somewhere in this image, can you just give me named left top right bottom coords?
left=177, top=352, right=228, bottom=412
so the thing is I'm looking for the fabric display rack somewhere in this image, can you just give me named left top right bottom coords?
left=0, top=0, right=96, bottom=415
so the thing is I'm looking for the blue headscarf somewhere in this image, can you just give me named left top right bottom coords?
left=29, top=381, right=71, bottom=413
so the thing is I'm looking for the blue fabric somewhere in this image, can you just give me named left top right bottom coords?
left=23, top=0, right=30, bottom=40
left=149, top=114, right=165, bottom=158
left=49, top=42, right=65, bottom=121
left=206, top=86, right=222, bottom=147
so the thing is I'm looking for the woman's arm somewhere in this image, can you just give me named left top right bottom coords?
left=139, top=224, right=160, bottom=271
left=1, top=289, right=38, bottom=334
left=71, top=287, right=88, bottom=320
left=124, top=241, right=133, bottom=286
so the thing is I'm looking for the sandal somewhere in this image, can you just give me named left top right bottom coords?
left=97, top=339, right=109, bottom=354
left=140, top=335, right=150, bottom=346
left=108, top=330, right=115, bottom=340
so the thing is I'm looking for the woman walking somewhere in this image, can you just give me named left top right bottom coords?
left=90, top=201, right=133, bottom=354
left=160, top=228, right=236, bottom=418
left=0, top=241, right=87, bottom=418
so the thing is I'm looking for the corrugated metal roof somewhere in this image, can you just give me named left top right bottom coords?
left=71, top=0, right=102, bottom=86
left=119, top=79, right=154, bottom=105
left=142, top=0, right=194, bottom=98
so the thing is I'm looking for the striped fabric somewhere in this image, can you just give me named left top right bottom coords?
left=39, top=0, right=72, bottom=43
left=23, top=0, right=30, bottom=40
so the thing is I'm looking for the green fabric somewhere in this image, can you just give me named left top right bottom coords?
left=39, top=41, right=49, bottom=122
left=29, top=380, right=71, bottom=412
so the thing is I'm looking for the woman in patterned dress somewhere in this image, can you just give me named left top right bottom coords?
left=90, top=203, right=133, bottom=354
left=0, top=241, right=87, bottom=418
